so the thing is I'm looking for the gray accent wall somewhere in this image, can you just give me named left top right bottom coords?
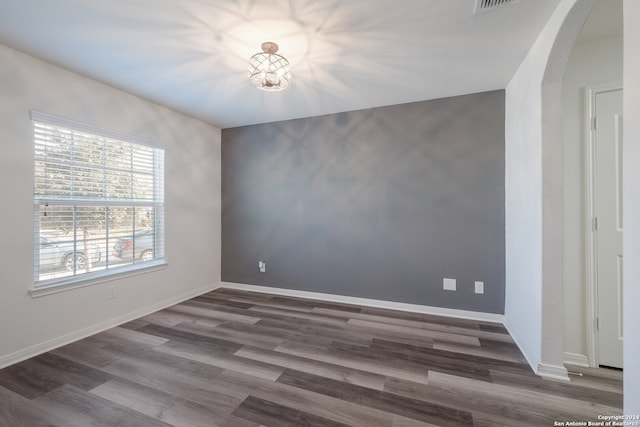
left=222, top=90, right=505, bottom=314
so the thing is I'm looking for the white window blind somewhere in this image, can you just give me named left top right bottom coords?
left=32, top=111, right=165, bottom=287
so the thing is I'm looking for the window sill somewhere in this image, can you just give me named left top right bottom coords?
left=30, top=261, right=168, bottom=298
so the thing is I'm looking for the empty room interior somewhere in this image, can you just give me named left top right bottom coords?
left=0, top=0, right=639, bottom=425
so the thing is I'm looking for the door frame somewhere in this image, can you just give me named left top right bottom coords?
left=584, top=82, right=623, bottom=367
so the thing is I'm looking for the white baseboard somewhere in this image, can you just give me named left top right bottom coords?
left=220, top=282, right=505, bottom=323
left=538, top=363, right=571, bottom=382
left=0, top=282, right=221, bottom=370
left=502, top=320, right=570, bottom=382
left=563, top=352, right=590, bottom=368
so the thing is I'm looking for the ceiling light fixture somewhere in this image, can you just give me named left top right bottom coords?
left=249, top=42, right=291, bottom=91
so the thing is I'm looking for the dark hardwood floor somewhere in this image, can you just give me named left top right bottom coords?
left=0, top=288, right=623, bottom=426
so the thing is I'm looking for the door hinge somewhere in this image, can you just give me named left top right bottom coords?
left=593, top=217, right=598, bottom=231
left=595, top=317, right=599, bottom=331
left=591, top=116, right=598, bottom=131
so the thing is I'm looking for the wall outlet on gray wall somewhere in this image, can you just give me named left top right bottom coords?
left=258, top=261, right=266, bottom=273
left=475, top=281, right=484, bottom=294
left=443, top=278, right=456, bottom=291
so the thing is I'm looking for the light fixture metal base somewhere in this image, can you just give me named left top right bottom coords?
left=261, top=41, right=279, bottom=54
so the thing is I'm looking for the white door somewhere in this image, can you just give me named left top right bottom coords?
left=595, top=88, right=623, bottom=369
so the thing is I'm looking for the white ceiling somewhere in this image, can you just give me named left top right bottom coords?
left=0, top=0, right=566, bottom=128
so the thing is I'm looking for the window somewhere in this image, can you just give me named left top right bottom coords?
left=32, top=111, right=165, bottom=288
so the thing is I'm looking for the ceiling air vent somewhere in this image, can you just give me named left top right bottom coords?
left=474, top=0, right=520, bottom=14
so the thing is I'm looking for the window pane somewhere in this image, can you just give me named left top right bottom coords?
left=33, top=113, right=165, bottom=287
left=109, top=207, right=135, bottom=269
left=37, top=205, right=81, bottom=282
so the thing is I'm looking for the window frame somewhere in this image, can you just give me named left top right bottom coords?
left=31, top=110, right=166, bottom=295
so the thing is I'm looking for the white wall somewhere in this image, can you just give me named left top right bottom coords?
left=623, top=0, right=640, bottom=413
left=0, top=43, right=222, bottom=367
left=504, top=35, right=544, bottom=371
left=506, top=0, right=640, bottom=409
left=505, top=0, right=597, bottom=378
left=562, top=36, right=623, bottom=364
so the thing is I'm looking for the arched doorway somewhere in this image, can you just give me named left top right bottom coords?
left=504, top=0, right=598, bottom=382
left=561, top=1, right=624, bottom=369
left=539, top=0, right=598, bottom=380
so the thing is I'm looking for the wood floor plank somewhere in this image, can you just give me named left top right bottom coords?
left=253, top=317, right=374, bottom=348
left=186, top=298, right=378, bottom=347
left=200, top=321, right=287, bottom=350
left=232, top=395, right=351, bottom=427
left=205, top=288, right=274, bottom=302
left=248, top=305, right=350, bottom=326
left=478, top=337, right=523, bottom=351
left=75, top=326, right=169, bottom=362
left=155, top=340, right=285, bottom=381
left=338, top=323, right=437, bottom=349
left=382, top=376, right=552, bottom=427
left=564, top=364, right=624, bottom=393
left=0, top=359, right=67, bottom=399
left=33, top=384, right=170, bottom=427
left=238, top=307, right=429, bottom=349
left=359, top=306, right=488, bottom=330
left=215, top=369, right=437, bottom=427
left=192, top=294, right=256, bottom=309
left=222, top=290, right=364, bottom=314
left=111, top=343, right=227, bottom=383
left=347, top=318, right=481, bottom=346
left=274, top=340, right=432, bottom=384
left=234, top=345, right=388, bottom=390
left=136, top=323, right=244, bottom=354
left=0, top=288, right=622, bottom=426
left=50, top=340, right=125, bottom=369
left=188, top=298, right=363, bottom=337
left=0, top=352, right=112, bottom=400
left=347, top=339, right=494, bottom=382
left=313, top=306, right=514, bottom=343
left=105, top=326, right=171, bottom=347
left=119, top=318, right=150, bottom=331
left=433, top=340, right=527, bottom=364
left=168, top=302, right=261, bottom=325
left=277, top=369, right=474, bottom=426
left=269, top=294, right=364, bottom=312
left=91, top=378, right=259, bottom=427
left=428, top=370, right=621, bottom=422
left=173, top=318, right=283, bottom=349
left=138, top=310, right=199, bottom=328
left=478, top=323, right=508, bottom=333
left=100, top=351, right=248, bottom=413
left=23, top=353, right=112, bottom=392
left=226, top=296, right=318, bottom=313
left=370, top=338, right=532, bottom=378
left=0, top=384, right=80, bottom=427
left=489, top=368, right=623, bottom=407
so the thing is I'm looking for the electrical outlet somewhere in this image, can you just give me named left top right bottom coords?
left=258, top=261, right=266, bottom=273
left=475, top=281, right=485, bottom=294
left=443, top=278, right=456, bottom=291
